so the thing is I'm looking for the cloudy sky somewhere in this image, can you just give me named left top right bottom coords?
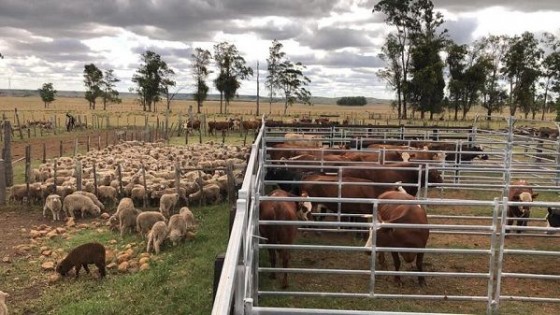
left=0, top=0, right=559, bottom=99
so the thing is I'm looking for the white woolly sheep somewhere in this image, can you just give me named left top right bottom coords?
left=107, top=214, right=119, bottom=232
left=115, top=197, right=134, bottom=216
left=179, top=207, right=197, bottom=231
left=9, top=183, right=42, bottom=204
left=118, top=207, right=141, bottom=237
left=159, top=193, right=179, bottom=218
left=147, top=221, right=168, bottom=255
left=136, top=211, right=167, bottom=239
left=73, top=191, right=105, bottom=211
left=43, top=194, right=63, bottom=221
left=167, top=214, right=187, bottom=246
left=62, top=194, right=101, bottom=219
left=189, top=184, right=221, bottom=205
left=97, top=186, right=118, bottom=205
left=130, top=186, right=146, bottom=206
left=0, top=290, right=8, bottom=315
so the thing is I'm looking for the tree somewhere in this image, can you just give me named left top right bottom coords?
left=445, top=42, right=467, bottom=120
left=213, top=42, right=253, bottom=114
left=83, top=64, right=103, bottom=110
left=278, top=60, right=312, bottom=115
left=191, top=48, right=212, bottom=114
left=131, top=50, right=174, bottom=112
left=100, top=69, right=121, bottom=110
left=377, top=34, right=403, bottom=120
left=266, top=39, right=286, bottom=114
left=539, top=33, right=560, bottom=120
left=502, top=32, right=543, bottom=117
left=407, top=0, right=447, bottom=120
left=160, top=70, right=176, bottom=112
left=373, top=0, right=419, bottom=119
left=479, top=35, right=510, bottom=120
left=38, top=83, right=56, bottom=108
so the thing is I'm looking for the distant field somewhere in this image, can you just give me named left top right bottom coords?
left=0, top=95, right=558, bottom=131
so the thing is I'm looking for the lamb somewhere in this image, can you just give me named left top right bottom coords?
left=74, top=191, right=105, bottom=212
left=179, top=207, right=197, bottom=231
left=136, top=211, right=167, bottom=239
left=107, top=214, right=119, bottom=232
left=62, top=194, right=101, bottom=219
left=0, top=290, right=8, bottom=315
left=188, top=184, right=221, bottom=205
left=167, top=214, right=187, bottom=246
left=56, top=242, right=106, bottom=279
left=159, top=192, right=179, bottom=218
left=118, top=207, right=141, bottom=237
left=43, top=194, right=63, bottom=221
left=147, top=221, right=168, bottom=254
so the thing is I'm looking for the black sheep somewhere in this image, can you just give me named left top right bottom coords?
left=56, top=242, right=106, bottom=278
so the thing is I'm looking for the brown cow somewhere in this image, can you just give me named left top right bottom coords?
left=340, top=162, right=443, bottom=196
left=365, top=190, right=429, bottom=286
left=259, top=189, right=312, bottom=288
left=183, top=119, right=201, bottom=134
left=506, top=180, right=538, bottom=233
left=208, top=119, right=234, bottom=135
left=241, top=119, right=261, bottom=132
left=300, top=174, right=398, bottom=234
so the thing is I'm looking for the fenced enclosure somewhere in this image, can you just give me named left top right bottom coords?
left=213, top=117, right=560, bottom=315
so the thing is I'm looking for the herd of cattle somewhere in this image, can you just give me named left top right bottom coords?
left=259, top=132, right=560, bottom=288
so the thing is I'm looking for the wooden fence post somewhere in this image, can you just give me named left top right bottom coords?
left=42, top=143, right=46, bottom=163
left=15, top=108, right=24, bottom=140
left=53, top=158, right=58, bottom=194
left=142, top=164, right=148, bottom=208
left=74, top=138, right=78, bottom=156
left=93, top=162, right=98, bottom=197
left=87, top=136, right=90, bottom=152
left=0, top=159, right=5, bottom=205
left=117, top=163, right=123, bottom=199
left=75, top=160, right=82, bottom=191
left=59, top=141, right=63, bottom=157
left=25, top=145, right=31, bottom=206
left=3, top=121, right=13, bottom=186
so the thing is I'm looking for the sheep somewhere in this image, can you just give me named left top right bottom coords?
left=130, top=186, right=146, bottom=206
left=167, top=214, right=187, bottom=246
left=43, top=194, right=63, bottom=221
left=107, top=214, right=119, bottom=232
left=118, top=207, right=141, bottom=237
left=97, top=186, right=118, bottom=205
left=136, top=211, right=167, bottom=239
left=56, top=242, right=106, bottom=279
left=115, top=197, right=134, bottom=216
left=73, top=191, right=105, bottom=212
left=0, top=290, right=8, bottom=315
left=189, top=184, right=221, bottom=205
left=9, top=183, right=42, bottom=204
left=62, top=194, right=101, bottom=219
left=179, top=207, right=197, bottom=231
left=159, top=192, right=179, bottom=218
left=147, top=221, right=168, bottom=254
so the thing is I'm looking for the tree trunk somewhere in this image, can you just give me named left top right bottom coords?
left=219, top=93, right=223, bottom=114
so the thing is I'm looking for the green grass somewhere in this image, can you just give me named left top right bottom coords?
left=11, top=203, right=230, bottom=315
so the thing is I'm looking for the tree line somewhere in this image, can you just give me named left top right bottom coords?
left=336, top=96, right=367, bottom=106
left=35, top=41, right=311, bottom=115
left=375, top=0, right=560, bottom=121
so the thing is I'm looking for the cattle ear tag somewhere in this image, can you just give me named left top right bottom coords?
left=401, top=152, right=410, bottom=162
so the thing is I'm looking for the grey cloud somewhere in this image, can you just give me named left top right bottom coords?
left=297, top=51, right=384, bottom=68
left=433, top=0, right=560, bottom=12
left=445, top=17, right=478, bottom=45
left=299, top=26, right=376, bottom=50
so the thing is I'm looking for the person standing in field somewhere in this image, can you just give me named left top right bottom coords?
left=66, top=113, right=75, bottom=132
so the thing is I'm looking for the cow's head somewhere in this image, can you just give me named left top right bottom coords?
left=297, top=192, right=313, bottom=221
left=511, top=190, right=538, bottom=216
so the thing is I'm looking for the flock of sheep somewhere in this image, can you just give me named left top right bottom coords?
left=10, top=140, right=250, bottom=208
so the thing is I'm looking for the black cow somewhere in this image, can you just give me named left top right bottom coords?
left=546, top=207, right=560, bottom=231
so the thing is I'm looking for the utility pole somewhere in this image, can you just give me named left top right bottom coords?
left=256, top=61, right=260, bottom=116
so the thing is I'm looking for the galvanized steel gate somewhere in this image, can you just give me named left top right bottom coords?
left=213, top=118, right=560, bottom=315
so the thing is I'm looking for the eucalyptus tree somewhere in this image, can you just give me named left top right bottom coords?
left=100, top=69, right=121, bottom=110
left=446, top=42, right=467, bottom=120
left=83, top=63, right=103, bottom=110
left=478, top=35, right=510, bottom=119
left=407, top=0, right=447, bottom=120
left=191, top=48, right=212, bottom=114
left=266, top=39, right=286, bottom=114
left=38, top=83, right=57, bottom=108
left=502, top=32, right=543, bottom=117
left=377, top=34, right=404, bottom=119
left=213, top=42, right=253, bottom=114
left=131, top=50, right=174, bottom=112
left=539, top=33, right=560, bottom=120
left=278, top=60, right=311, bottom=115
left=374, top=0, right=429, bottom=119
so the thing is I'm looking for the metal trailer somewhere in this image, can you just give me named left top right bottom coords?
left=212, top=118, right=560, bottom=315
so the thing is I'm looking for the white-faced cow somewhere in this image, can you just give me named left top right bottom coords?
left=506, top=180, right=538, bottom=233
